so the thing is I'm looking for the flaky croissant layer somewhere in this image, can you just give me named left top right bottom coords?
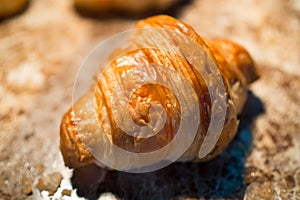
left=60, top=15, right=258, bottom=169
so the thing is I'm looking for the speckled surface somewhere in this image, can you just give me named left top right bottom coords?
left=0, top=0, right=299, bottom=199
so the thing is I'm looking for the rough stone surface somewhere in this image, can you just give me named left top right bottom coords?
left=0, top=0, right=299, bottom=199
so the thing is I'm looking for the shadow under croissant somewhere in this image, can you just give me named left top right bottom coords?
left=71, top=91, right=264, bottom=200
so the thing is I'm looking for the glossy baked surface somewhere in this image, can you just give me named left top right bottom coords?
left=60, top=15, right=257, bottom=169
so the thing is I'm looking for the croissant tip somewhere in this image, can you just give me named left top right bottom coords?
left=209, top=39, right=259, bottom=84
left=60, top=109, right=95, bottom=169
left=237, top=53, right=259, bottom=84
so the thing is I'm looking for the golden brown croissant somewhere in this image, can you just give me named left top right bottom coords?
left=74, top=0, right=178, bottom=15
left=60, top=15, right=258, bottom=170
left=0, top=0, right=27, bottom=18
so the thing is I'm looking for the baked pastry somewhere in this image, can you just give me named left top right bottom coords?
left=74, top=0, right=178, bottom=15
left=60, top=15, right=258, bottom=170
left=0, top=0, right=27, bottom=18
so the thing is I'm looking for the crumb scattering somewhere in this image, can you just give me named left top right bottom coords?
left=35, top=172, right=63, bottom=196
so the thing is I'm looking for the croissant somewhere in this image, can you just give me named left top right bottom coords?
left=60, top=15, right=258, bottom=171
left=0, top=0, right=27, bottom=18
left=74, top=0, right=178, bottom=15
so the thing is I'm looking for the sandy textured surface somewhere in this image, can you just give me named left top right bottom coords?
left=0, top=0, right=299, bottom=199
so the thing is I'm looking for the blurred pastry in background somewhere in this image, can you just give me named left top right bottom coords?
left=0, top=0, right=27, bottom=19
left=74, top=0, right=180, bottom=17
